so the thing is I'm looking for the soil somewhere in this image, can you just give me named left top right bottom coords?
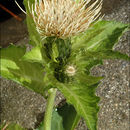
left=0, top=0, right=129, bottom=129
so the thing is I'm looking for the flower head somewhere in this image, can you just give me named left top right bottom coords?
left=65, top=65, right=76, bottom=76
left=28, top=0, right=102, bottom=38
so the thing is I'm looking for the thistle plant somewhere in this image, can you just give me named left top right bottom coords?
left=1, top=0, right=129, bottom=130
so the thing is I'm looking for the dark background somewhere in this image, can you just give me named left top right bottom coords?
left=0, top=0, right=124, bottom=22
left=0, top=0, right=24, bottom=22
left=0, top=0, right=27, bottom=47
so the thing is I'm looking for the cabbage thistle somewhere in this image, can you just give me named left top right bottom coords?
left=1, top=0, right=129, bottom=130
left=28, top=0, right=102, bottom=38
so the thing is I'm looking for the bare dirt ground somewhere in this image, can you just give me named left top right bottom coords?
left=0, top=0, right=129, bottom=129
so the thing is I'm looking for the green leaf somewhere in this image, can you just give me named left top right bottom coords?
left=7, top=123, right=25, bottom=130
left=57, top=103, right=80, bottom=130
left=22, top=46, right=43, bottom=63
left=23, top=0, right=44, bottom=46
left=69, top=50, right=129, bottom=74
left=36, top=110, right=64, bottom=130
left=51, top=110, right=64, bottom=130
left=85, top=59, right=103, bottom=75
left=70, top=21, right=129, bottom=74
left=0, top=45, right=51, bottom=96
left=82, top=50, right=130, bottom=60
left=72, top=21, right=129, bottom=51
left=75, top=73, right=102, bottom=86
left=56, top=81, right=100, bottom=130
left=53, top=68, right=102, bottom=130
left=0, top=123, right=26, bottom=130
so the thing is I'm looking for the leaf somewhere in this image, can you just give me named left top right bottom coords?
left=57, top=103, right=80, bottom=130
left=63, top=21, right=129, bottom=129
left=53, top=67, right=102, bottom=130
left=7, top=124, right=25, bottom=130
left=51, top=110, right=64, bottom=130
left=0, top=45, right=51, bottom=96
left=22, top=46, right=43, bottom=63
left=36, top=110, right=64, bottom=130
left=69, top=50, right=129, bottom=74
left=70, top=21, right=129, bottom=74
left=75, top=73, right=102, bottom=86
left=0, top=123, right=26, bottom=130
left=21, top=45, right=58, bottom=80
left=72, top=21, right=129, bottom=51
left=82, top=50, right=130, bottom=60
left=84, top=59, right=103, bottom=75
left=56, top=81, right=100, bottom=130
left=23, top=0, right=44, bottom=46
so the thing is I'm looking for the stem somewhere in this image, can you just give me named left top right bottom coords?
left=44, top=88, right=57, bottom=130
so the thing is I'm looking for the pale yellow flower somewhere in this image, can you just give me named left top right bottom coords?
left=65, top=65, right=76, bottom=76
left=28, top=0, right=103, bottom=38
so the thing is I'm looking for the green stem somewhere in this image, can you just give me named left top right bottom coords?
left=44, top=88, right=57, bottom=130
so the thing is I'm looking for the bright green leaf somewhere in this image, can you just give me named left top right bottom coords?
left=66, top=21, right=129, bottom=129
left=81, top=50, right=130, bottom=60
left=0, top=45, right=51, bottom=96
left=72, top=21, right=129, bottom=51
left=22, top=46, right=43, bottom=63
left=70, top=21, right=129, bottom=75
left=69, top=49, right=129, bottom=74
left=56, top=81, right=100, bottom=130
left=53, top=68, right=102, bottom=130
left=75, top=73, right=102, bottom=86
